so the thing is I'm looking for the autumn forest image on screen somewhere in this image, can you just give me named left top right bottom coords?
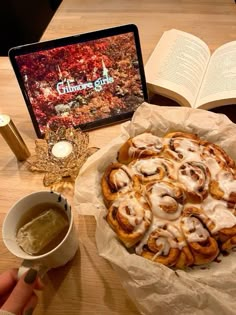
left=15, top=33, right=144, bottom=133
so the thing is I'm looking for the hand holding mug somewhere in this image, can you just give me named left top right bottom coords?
left=0, top=268, right=44, bottom=315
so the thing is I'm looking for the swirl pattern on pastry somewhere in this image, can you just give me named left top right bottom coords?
left=163, top=132, right=202, bottom=162
left=209, top=169, right=236, bottom=206
left=129, top=156, right=176, bottom=183
left=101, top=162, right=140, bottom=207
left=145, top=181, right=185, bottom=220
left=178, top=161, right=211, bottom=203
left=180, top=216, right=219, bottom=265
left=117, top=133, right=163, bottom=164
left=201, top=198, right=236, bottom=250
left=201, top=142, right=236, bottom=173
left=106, top=191, right=153, bottom=248
left=135, top=220, right=183, bottom=266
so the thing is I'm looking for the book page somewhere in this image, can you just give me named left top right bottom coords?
left=145, top=29, right=210, bottom=107
left=195, top=41, right=236, bottom=109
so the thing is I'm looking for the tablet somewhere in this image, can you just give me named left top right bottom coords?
left=9, top=24, right=148, bottom=138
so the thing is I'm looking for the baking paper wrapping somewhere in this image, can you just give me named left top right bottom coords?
left=74, top=103, right=236, bottom=315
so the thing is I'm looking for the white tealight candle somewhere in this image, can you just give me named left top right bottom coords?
left=51, top=140, right=73, bottom=159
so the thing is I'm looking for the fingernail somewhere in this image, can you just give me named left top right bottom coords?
left=24, top=307, right=34, bottom=315
left=24, top=268, right=38, bottom=284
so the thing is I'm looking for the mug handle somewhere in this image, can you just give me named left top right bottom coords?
left=18, top=260, right=49, bottom=279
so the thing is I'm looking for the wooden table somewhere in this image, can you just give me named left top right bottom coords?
left=1, top=1, right=236, bottom=314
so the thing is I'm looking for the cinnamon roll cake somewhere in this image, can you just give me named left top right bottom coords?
left=101, top=131, right=236, bottom=269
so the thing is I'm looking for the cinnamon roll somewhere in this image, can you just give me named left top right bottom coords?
left=183, top=202, right=236, bottom=252
left=117, top=133, right=163, bottom=164
left=136, top=220, right=193, bottom=268
left=200, top=198, right=236, bottom=251
left=106, top=191, right=153, bottom=248
left=101, top=162, right=140, bottom=207
left=180, top=216, right=219, bottom=265
left=145, top=181, right=185, bottom=221
left=209, top=169, right=236, bottom=206
left=201, top=141, right=236, bottom=172
left=177, top=161, right=211, bottom=203
left=129, top=156, right=176, bottom=183
left=163, top=132, right=201, bottom=162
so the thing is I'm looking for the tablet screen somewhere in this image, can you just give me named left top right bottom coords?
left=9, top=24, right=148, bottom=138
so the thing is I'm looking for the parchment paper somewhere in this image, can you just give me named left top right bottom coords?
left=74, top=103, right=236, bottom=315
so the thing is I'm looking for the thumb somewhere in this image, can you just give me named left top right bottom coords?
left=1, top=268, right=38, bottom=315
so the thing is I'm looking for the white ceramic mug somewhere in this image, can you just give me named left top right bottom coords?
left=2, top=190, right=79, bottom=277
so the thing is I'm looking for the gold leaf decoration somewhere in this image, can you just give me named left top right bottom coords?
left=27, top=127, right=99, bottom=187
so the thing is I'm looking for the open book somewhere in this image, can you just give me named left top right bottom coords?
left=145, top=29, right=236, bottom=110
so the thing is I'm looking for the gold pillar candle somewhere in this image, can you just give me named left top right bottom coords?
left=0, top=114, right=30, bottom=161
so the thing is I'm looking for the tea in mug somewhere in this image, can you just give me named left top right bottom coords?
left=16, top=203, right=69, bottom=255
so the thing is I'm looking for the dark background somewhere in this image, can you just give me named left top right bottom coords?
left=150, top=94, right=236, bottom=124
left=0, top=0, right=62, bottom=56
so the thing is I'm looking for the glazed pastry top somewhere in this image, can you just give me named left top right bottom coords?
left=102, top=131, right=236, bottom=268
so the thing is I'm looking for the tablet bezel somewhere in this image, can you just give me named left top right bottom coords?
left=9, top=24, right=148, bottom=138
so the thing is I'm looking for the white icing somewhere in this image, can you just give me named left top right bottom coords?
left=112, top=168, right=131, bottom=189
left=151, top=235, right=171, bottom=260
left=145, top=209, right=153, bottom=222
left=175, top=138, right=201, bottom=159
left=131, top=158, right=161, bottom=176
left=115, top=194, right=151, bottom=235
left=130, top=157, right=175, bottom=179
left=217, top=170, right=236, bottom=199
left=178, top=162, right=209, bottom=196
left=165, top=137, right=202, bottom=162
left=203, top=156, right=221, bottom=179
left=132, top=133, right=162, bottom=149
left=128, top=133, right=163, bottom=158
left=119, top=199, right=143, bottom=226
left=203, top=144, right=225, bottom=165
left=148, top=182, right=182, bottom=220
left=202, top=196, right=236, bottom=233
left=135, top=218, right=184, bottom=257
left=181, top=217, right=209, bottom=243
